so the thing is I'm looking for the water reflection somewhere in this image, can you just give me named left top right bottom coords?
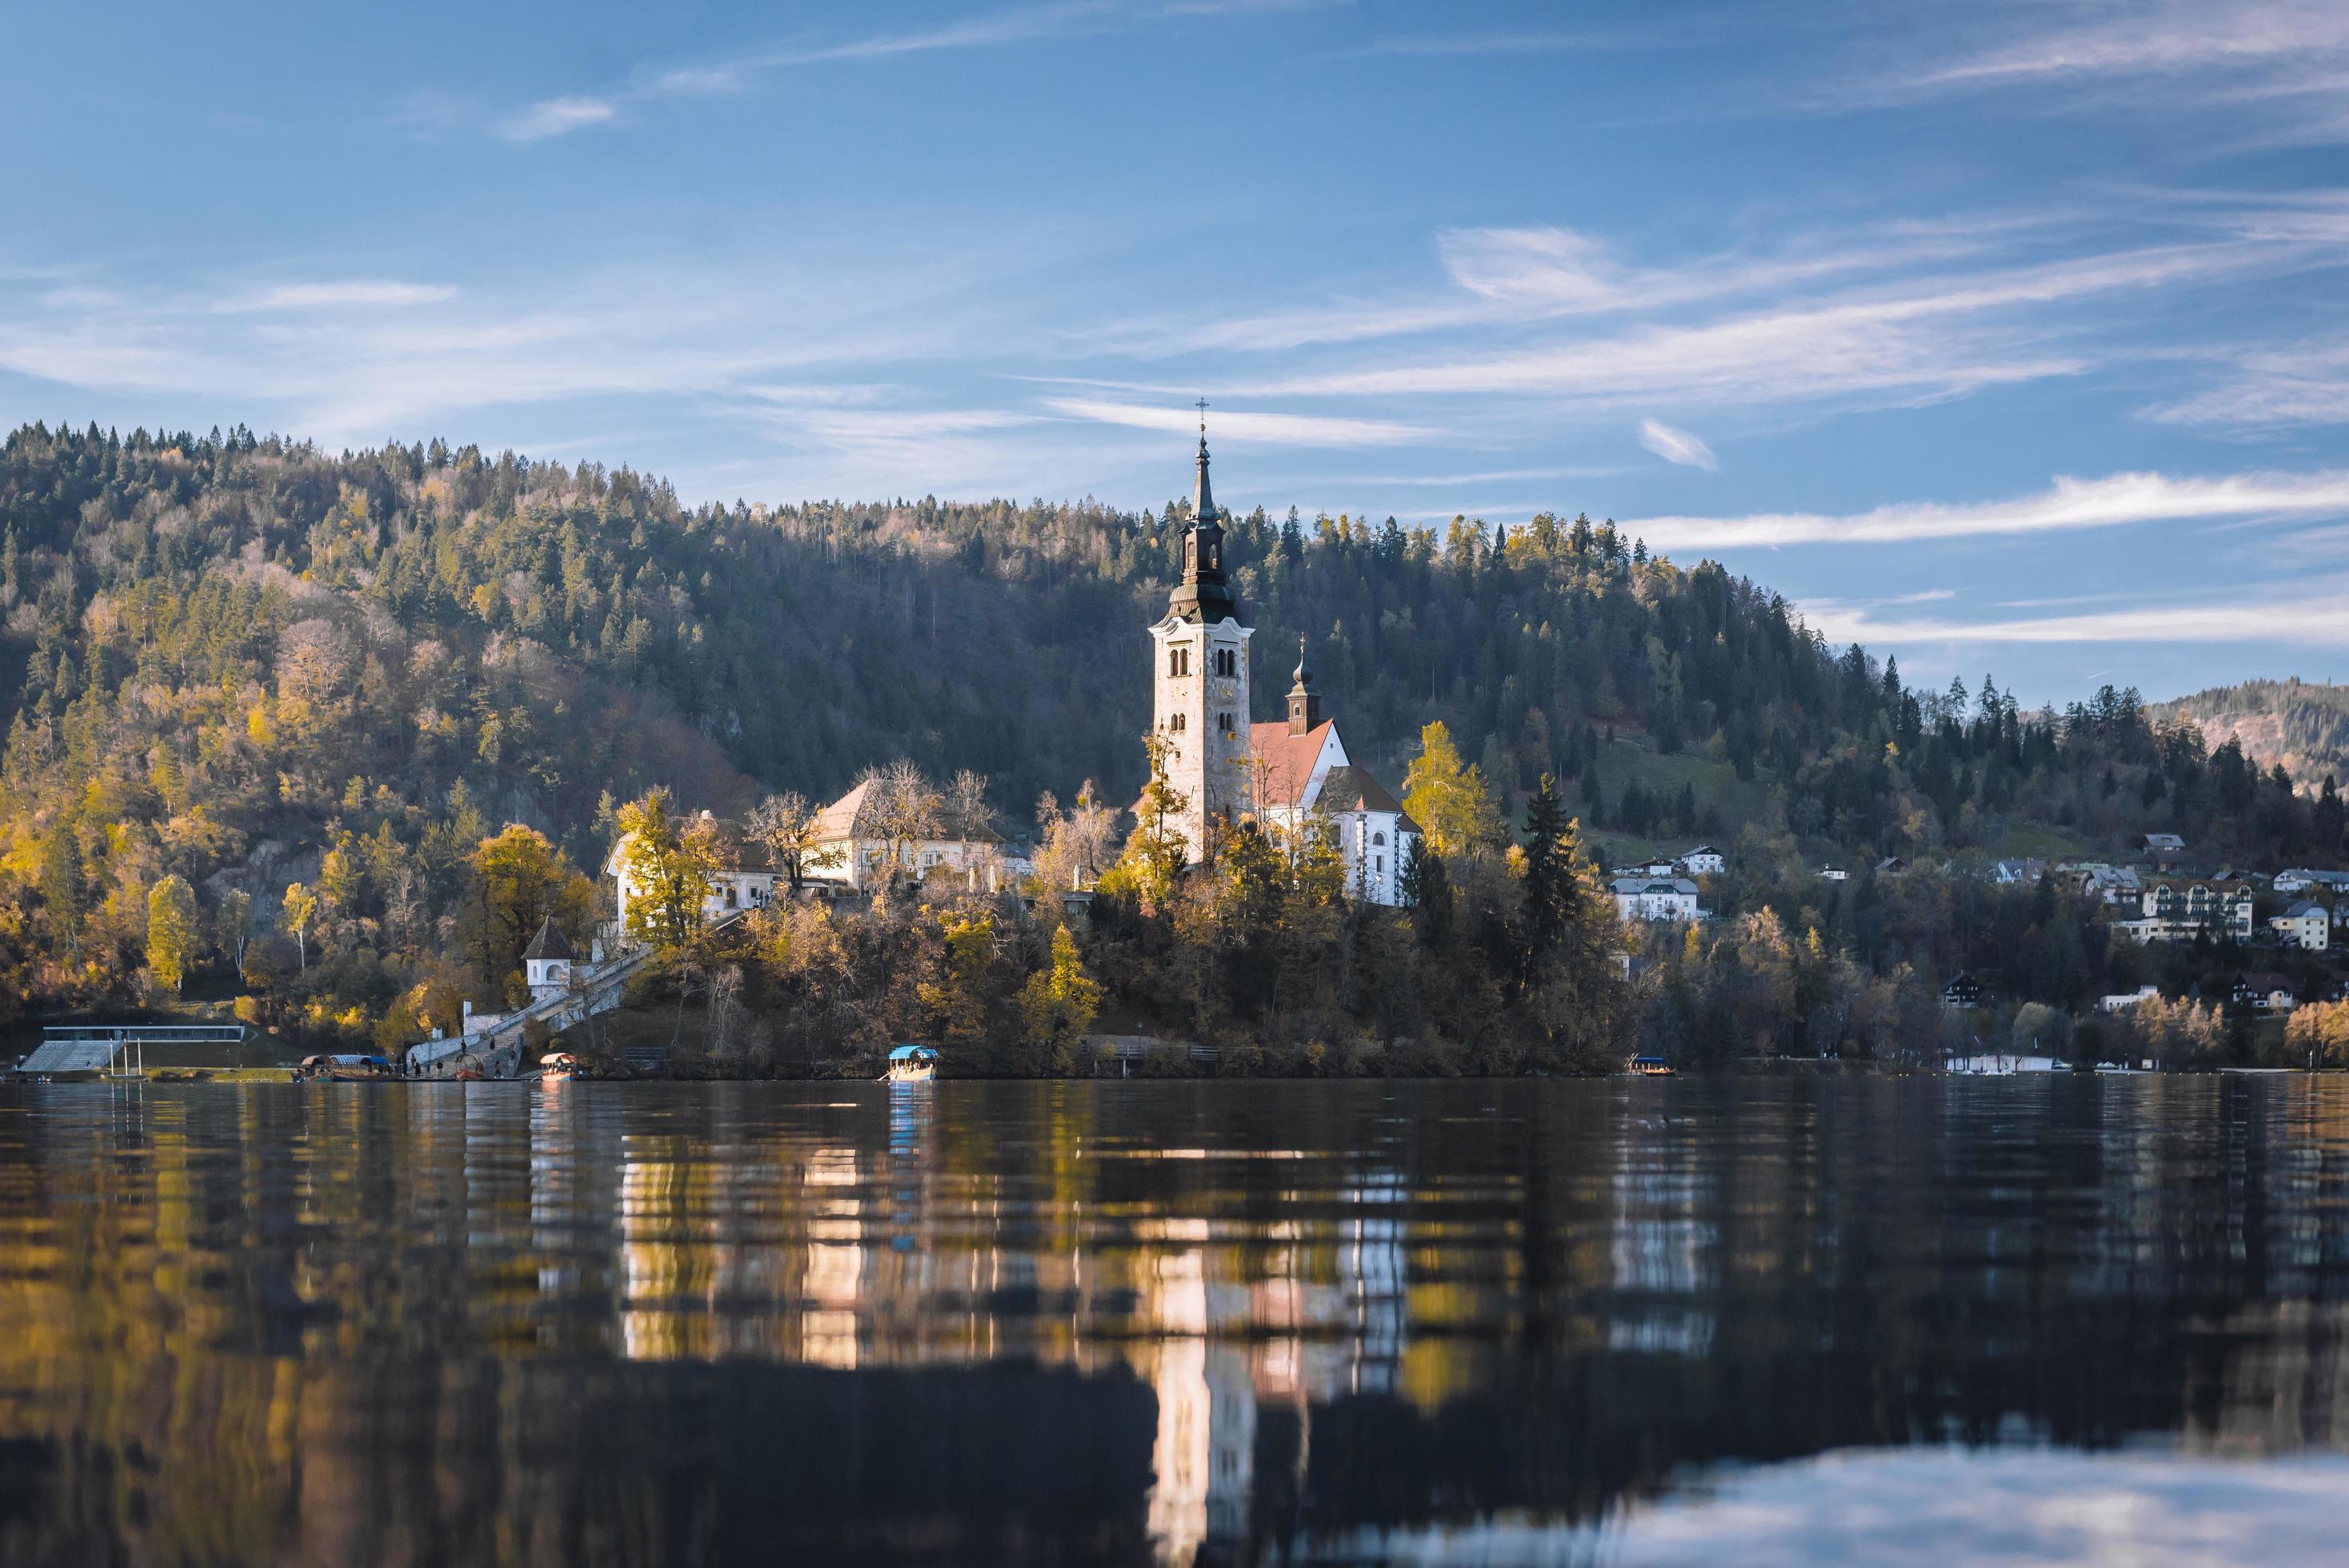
left=0, top=1078, right=2343, bottom=1564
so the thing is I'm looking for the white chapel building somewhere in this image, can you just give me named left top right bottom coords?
left=1147, top=426, right=1419, bottom=905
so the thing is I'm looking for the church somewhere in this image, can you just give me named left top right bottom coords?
left=1147, top=422, right=1419, bottom=905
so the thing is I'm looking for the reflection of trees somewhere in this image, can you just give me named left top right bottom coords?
left=0, top=1077, right=2346, bottom=1562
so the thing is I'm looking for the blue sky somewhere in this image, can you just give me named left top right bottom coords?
left=5, top=0, right=2348, bottom=702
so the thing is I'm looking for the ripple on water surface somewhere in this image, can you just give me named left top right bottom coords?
left=0, top=1075, right=2343, bottom=1566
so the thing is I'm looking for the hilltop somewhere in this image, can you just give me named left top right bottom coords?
left=2150, top=680, right=2349, bottom=794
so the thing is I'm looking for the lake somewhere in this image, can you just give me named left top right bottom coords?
left=0, top=1076, right=2343, bottom=1566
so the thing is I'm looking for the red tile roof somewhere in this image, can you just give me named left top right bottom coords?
left=1249, top=720, right=1335, bottom=808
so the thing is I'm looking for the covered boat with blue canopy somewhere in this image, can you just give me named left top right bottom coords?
left=883, top=1044, right=938, bottom=1083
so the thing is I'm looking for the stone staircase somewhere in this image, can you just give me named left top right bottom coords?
left=408, top=906, right=754, bottom=1078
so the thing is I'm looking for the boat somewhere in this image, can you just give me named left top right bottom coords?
left=296, top=1054, right=397, bottom=1082
left=882, top=1045, right=938, bottom=1083
left=539, top=1051, right=578, bottom=1082
left=1625, top=1055, right=1675, bottom=1077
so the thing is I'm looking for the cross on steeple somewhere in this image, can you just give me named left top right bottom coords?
left=1195, top=397, right=1210, bottom=438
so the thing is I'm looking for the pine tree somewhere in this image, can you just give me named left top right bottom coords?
left=1518, top=774, right=1575, bottom=985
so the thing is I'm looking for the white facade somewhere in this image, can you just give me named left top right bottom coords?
left=1335, top=811, right=1407, bottom=905
left=1150, top=612, right=1255, bottom=866
left=1612, top=876, right=1701, bottom=922
left=604, top=842, right=778, bottom=934
left=811, top=834, right=998, bottom=891
left=525, top=954, right=570, bottom=1000
left=1679, top=846, right=1725, bottom=877
left=2271, top=902, right=2330, bottom=951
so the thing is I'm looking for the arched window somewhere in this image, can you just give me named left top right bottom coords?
left=1372, top=831, right=1386, bottom=846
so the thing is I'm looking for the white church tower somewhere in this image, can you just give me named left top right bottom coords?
left=1148, top=411, right=1254, bottom=866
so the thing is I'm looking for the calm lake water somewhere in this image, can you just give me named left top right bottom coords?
left=1, top=1077, right=2345, bottom=1566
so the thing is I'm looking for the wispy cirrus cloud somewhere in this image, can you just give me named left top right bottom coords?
left=1638, top=418, right=1717, bottom=470
left=1848, top=1, right=2349, bottom=149
left=2146, top=339, right=2349, bottom=428
left=491, top=0, right=1301, bottom=142
left=1098, top=221, right=2023, bottom=359
left=496, top=95, right=617, bottom=143
left=1902, top=1, right=2349, bottom=93
left=1042, top=396, right=1430, bottom=446
left=1798, top=582, right=2349, bottom=648
left=213, top=280, right=456, bottom=313
left=1627, top=468, right=2349, bottom=551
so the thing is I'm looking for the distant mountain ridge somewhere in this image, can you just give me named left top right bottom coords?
left=2151, top=681, right=2349, bottom=792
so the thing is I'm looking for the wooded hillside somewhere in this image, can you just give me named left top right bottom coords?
left=2, top=419, right=2342, bottom=1032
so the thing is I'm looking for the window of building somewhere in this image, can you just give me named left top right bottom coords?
left=1217, top=712, right=1234, bottom=733
left=1372, top=831, right=1386, bottom=846
left=1375, top=856, right=1383, bottom=874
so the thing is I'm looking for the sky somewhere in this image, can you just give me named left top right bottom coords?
left=4, top=0, right=2347, bottom=703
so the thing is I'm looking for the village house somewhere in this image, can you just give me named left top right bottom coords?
left=2270, top=901, right=2331, bottom=952
left=604, top=794, right=1030, bottom=934
left=1943, top=972, right=1983, bottom=1010
left=2071, top=863, right=2143, bottom=905
left=1611, top=875, right=1703, bottom=922
left=1991, top=858, right=2047, bottom=886
left=604, top=811, right=781, bottom=934
left=1818, top=865, right=1851, bottom=883
left=2231, top=972, right=2297, bottom=1013
left=2114, top=879, right=2255, bottom=944
left=2099, top=985, right=2161, bottom=1013
left=2275, top=868, right=2349, bottom=895
left=806, top=778, right=1012, bottom=891
left=1146, top=426, right=1420, bottom=906
left=1679, top=845, right=1726, bottom=877
left=2142, top=832, right=2188, bottom=865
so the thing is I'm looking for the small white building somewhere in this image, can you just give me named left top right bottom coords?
left=1611, top=876, right=1702, bottom=922
left=2271, top=902, right=2330, bottom=952
left=523, top=917, right=576, bottom=1001
left=1678, top=845, right=1725, bottom=877
left=2275, top=868, right=2349, bottom=895
left=2099, top=985, right=2161, bottom=1013
left=1818, top=866, right=1851, bottom=883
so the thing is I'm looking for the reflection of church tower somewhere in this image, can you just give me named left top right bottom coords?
left=1149, top=411, right=1254, bottom=865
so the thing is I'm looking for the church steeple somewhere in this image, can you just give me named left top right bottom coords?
left=1167, top=399, right=1237, bottom=625
left=1287, top=635, right=1321, bottom=734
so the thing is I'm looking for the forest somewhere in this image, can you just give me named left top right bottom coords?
left=2153, top=679, right=2349, bottom=794
left=2, top=420, right=2343, bottom=1070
